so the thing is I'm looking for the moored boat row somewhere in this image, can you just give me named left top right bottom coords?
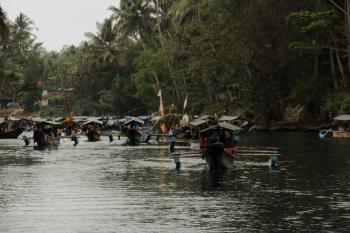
left=1, top=114, right=280, bottom=170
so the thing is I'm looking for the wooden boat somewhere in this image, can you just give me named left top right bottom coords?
left=0, top=128, right=23, bottom=139
left=197, top=121, right=240, bottom=169
left=142, top=131, right=191, bottom=147
left=175, top=140, right=191, bottom=147
left=126, top=128, right=142, bottom=146
left=34, top=139, right=60, bottom=150
left=173, top=146, right=281, bottom=170
left=319, top=115, right=350, bottom=139
left=82, top=119, right=103, bottom=142
left=29, top=119, right=62, bottom=149
left=86, top=130, right=101, bottom=142
left=0, top=117, right=25, bottom=139
left=33, top=130, right=60, bottom=150
left=332, top=131, right=350, bottom=138
left=119, top=117, right=144, bottom=146
left=203, top=142, right=235, bottom=170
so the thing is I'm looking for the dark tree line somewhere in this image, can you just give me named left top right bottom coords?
left=1, top=1, right=350, bottom=123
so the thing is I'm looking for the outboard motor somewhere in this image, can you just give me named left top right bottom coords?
left=173, top=155, right=181, bottom=170
left=23, top=135, right=30, bottom=146
left=269, top=154, right=278, bottom=168
left=144, top=134, right=152, bottom=143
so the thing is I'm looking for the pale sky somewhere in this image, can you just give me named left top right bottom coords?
left=1, top=0, right=120, bottom=51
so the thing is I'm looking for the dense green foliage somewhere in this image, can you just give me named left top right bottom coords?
left=0, top=11, right=45, bottom=111
left=1, top=1, right=350, bottom=123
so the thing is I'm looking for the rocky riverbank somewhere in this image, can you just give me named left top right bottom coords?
left=255, top=105, right=329, bottom=131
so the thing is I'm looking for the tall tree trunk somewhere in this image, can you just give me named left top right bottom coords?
left=330, top=48, right=340, bottom=90
left=334, top=42, right=347, bottom=89
left=345, top=0, right=350, bottom=89
left=202, top=73, right=212, bottom=101
left=330, top=29, right=347, bottom=89
left=155, top=0, right=180, bottom=100
left=328, top=0, right=350, bottom=89
left=279, top=95, right=285, bottom=118
left=152, top=73, right=160, bottom=91
left=313, top=53, right=319, bottom=81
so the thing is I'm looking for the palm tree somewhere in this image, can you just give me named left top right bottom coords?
left=13, top=13, right=36, bottom=40
left=0, top=5, right=9, bottom=44
left=154, top=0, right=176, bottom=17
left=109, top=0, right=156, bottom=42
left=6, top=13, right=37, bottom=55
left=167, top=0, right=197, bottom=27
left=84, top=17, right=122, bottom=67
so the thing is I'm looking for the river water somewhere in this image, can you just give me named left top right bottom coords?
left=0, top=132, right=349, bottom=232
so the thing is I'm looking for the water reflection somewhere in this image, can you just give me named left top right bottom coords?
left=0, top=155, right=41, bottom=167
left=0, top=133, right=349, bottom=232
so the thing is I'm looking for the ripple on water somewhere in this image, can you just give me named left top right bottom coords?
left=0, top=133, right=350, bottom=232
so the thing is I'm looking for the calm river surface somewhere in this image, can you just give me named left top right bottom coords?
left=0, top=132, right=349, bottom=232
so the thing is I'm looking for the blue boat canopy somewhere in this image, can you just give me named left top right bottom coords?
left=137, top=115, right=151, bottom=120
left=125, top=117, right=144, bottom=125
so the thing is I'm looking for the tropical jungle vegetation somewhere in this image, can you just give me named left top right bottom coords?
left=1, top=0, right=350, bottom=125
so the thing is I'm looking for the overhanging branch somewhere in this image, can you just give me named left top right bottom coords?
left=328, top=0, right=346, bottom=14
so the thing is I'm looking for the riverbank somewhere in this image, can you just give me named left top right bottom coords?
left=0, top=108, right=41, bottom=118
left=257, top=120, right=327, bottom=132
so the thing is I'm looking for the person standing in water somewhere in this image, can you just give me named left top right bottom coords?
left=168, top=127, right=177, bottom=153
left=71, top=129, right=78, bottom=146
left=107, top=129, right=114, bottom=142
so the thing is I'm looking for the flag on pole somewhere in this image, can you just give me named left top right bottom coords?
left=169, top=103, right=175, bottom=114
left=159, top=99, right=165, bottom=116
left=157, top=89, right=162, bottom=99
left=157, top=89, right=164, bottom=116
left=183, top=94, right=188, bottom=112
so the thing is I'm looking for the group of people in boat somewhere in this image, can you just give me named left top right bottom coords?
left=199, top=129, right=239, bottom=156
left=33, top=124, right=60, bottom=149
left=84, top=124, right=100, bottom=142
left=336, top=126, right=350, bottom=132
left=0, top=117, right=28, bottom=139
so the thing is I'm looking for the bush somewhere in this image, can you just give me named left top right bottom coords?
left=322, top=92, right=350, bottom=114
